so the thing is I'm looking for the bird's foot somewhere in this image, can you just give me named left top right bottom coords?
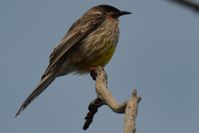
left=90, top=69, right=97, bottom=80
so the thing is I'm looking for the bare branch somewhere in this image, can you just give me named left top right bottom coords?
left=83, top=98, right=104, bottom=130
left=168, top=0, right=199, bottom=13
left=124, top=90, right=141, bottom=133
left=95, top=66, right=127, bottom=113
left=83, top=66, right=141, bottom=133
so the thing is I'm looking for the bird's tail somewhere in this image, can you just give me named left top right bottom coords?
left=15, top=73, right=56, bottom=117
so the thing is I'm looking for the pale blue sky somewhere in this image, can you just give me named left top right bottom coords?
left=0, top=0, right=199, bottom=133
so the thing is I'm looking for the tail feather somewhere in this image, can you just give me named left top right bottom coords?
left=15, top=73, right=56, bottom=117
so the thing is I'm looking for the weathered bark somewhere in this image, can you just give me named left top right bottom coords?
left=83, top=67, right=141, bottom=133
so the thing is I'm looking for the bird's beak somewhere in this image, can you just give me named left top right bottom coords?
left=118, top=11, right=132, bottom=16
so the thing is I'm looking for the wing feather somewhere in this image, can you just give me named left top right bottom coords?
left=42, top=15, right=105, bottom=78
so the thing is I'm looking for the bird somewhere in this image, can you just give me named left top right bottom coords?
left=15, top=4, right=131, bottom=117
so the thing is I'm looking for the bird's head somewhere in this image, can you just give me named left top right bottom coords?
left=90, top=4, right=132, bottom=19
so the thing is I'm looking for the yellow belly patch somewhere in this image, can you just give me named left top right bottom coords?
left=76, top=45, right=116, bottom=72
left=89, top=46, right=116, bottom=67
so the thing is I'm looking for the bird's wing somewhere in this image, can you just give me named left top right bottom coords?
left=42, top=15, right=105, bottom=78
left=15, top=16, right=105, bottom=117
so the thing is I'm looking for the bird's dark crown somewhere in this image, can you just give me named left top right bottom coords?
left=93, top=4, right=131, bottom=19
left=96, top=4, right=120, bottom=13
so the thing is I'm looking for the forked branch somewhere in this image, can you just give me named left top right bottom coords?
left=83, top=66, right=141, bottom=133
